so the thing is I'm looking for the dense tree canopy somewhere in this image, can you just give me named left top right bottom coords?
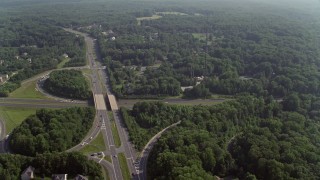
left=9, top=107, right=95, bottom=156
left=122, top=97, right=320, bottom=179
left=43, top=70, right=91, bottom=100
left=0, top=152, right=102, bottom=179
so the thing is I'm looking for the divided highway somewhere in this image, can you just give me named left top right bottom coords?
left=64, top=28, right=125, bottom=180
left=65, top=28, right=182, bottom=180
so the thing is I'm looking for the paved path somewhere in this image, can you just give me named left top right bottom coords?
left=137, top=121, right=181, bottom=180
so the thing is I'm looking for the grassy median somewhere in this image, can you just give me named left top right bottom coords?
left=118, top=153, right=131, bottom=180
left=108, top=111, right=121, bottom=148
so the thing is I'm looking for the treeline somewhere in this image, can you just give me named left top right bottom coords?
left=9, top=107, right=95, bottom=156
left=121, top=97, right=320, bottom=179
left=0, top=152, right=102, bottom=179
left=43, top=70, right=91, bottom=100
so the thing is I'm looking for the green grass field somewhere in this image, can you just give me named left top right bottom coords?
left=0, top=107, right=37, bottom=133
left=192, top=33, right=207, bottom=41
left=10, top=81, right=48, bottom=99
left=156, top=11, right=187, bottom=15
left=136, top=15, right=162, bottom=25
left=104, top=155, right=112, bottom=162
left=101, top=166, right=110, bottom=180
left=81, top=68, right=92, bottom=75
left=108, top=111, right=121, bottom=147
left=79, top=132, right=106, bottom=155
left=118, top=153, right=131, bottom=180
left=57, top=57, right=70, bottom=69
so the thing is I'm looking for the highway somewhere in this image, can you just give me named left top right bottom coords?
left=0, top=27, right=182, bottom=179
left=0, top=98, right=88, bottom=108
left=64, top=28, right=124, bottom=180
left=65, top=28, right=182, bottom=180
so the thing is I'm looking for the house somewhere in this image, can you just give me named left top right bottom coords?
left=0, top=74, right=9, bottom=83
left=74, top=174, right=88, bottom=180
left=52, top=174, right=67, bottom=180
left=62, top=53, right=69, bottom=58
left=21, top=166, right=35, bottom=180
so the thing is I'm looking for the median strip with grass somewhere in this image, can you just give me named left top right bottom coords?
left=101, top=165, right=110, bottom=180
left=79, top=132, right=106, bottom=155
left=118, top=153, right=131, bottom=180
left=108, top=111, right=121, bottom=147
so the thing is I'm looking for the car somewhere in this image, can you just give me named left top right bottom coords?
left=90, top=154, right=95, bottom=156
left=97, top=152, right=102, bottom=155
left=113, top=155, right=117, bottom=158
left=90, top=137, right=93, bottom=140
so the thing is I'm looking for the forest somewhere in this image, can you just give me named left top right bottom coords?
left=0, top=152, right=102, bottom=179
left=121, top=97, right=320, bottom=179
left=9, top=107, right=95, bottom=156
left=0, top=11, right=86, bottom=96
left=43, top=70, right=91, bottom=100
left=96, top=2, right=320, bottom=100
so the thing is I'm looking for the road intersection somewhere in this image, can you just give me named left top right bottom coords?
left=0, top=28, right=181, bottom=180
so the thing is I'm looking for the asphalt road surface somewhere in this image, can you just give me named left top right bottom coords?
left=137, top=121, right=181, bottom=180
left=65, top=28, right=124, bottom=180
left=0, top=98, right=89, bottom=108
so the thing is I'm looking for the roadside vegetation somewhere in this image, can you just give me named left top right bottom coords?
left=79, top=132, right=106, bottom=155
left=9, top=80, right=47, bottom=99
left=43, top=70, right=91, bottom=100
left=123, top=97, right=320, bottom=179
left=118, top=153, right=131, bottom=180
left=0, top=107, right=37, bottom=133
left=108, top=111, right=121, bottom=147
left=9, top=107, right=95, bottom=156
left=0, top=152, right=102, bottom=179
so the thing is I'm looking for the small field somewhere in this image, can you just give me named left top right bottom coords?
left=136, top=15, right=162, bottom=25
left=79, top=132, right=106, bottom=155
left=57, top=57, right=70, bottom=69
left=156, top=11, right=187, bottom=16
left=104, top=155, right=112, bottom=162
left=101, top=166, right=110, bottom=180
left=118, top=153, right=131, bottom=180
left=10, top=80, right=48, bottom=99
left=192, top=33, right=207, bottom=41
left=0, top=107, right=37, bottom=133
left=81, top=68, right=92, bottom=75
